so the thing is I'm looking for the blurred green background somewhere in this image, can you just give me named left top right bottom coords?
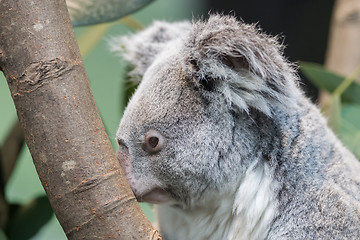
left=0, top=0, right=204, bottom=239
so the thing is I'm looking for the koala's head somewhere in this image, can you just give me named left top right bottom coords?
left=113, top=15, right=299, bottom=208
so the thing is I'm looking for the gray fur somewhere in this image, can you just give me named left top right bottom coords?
left=113, top=15, right=360, bottom=239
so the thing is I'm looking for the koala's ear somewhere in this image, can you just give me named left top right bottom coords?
left=185, top=15, right=298, bottom=116
left=111, top=20, right=192, bottom=81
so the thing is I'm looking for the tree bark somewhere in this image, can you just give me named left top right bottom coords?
left=325, top=0, right=360, bottom=76
left=0, top=1, right=161, bottom=239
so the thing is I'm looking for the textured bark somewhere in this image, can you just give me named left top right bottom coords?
left=325, top=0, right=360, bottom=76
left=0, top=0, right=161, bottom=239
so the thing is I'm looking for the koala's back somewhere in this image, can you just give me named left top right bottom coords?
left=270, top=183, right=360, bottom=239
left=268, top=125, right=360, bottom=239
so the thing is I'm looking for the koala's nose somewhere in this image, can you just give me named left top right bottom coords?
left=116, top=139, right=130, bottom=170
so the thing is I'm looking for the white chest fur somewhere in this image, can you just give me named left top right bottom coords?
left=157, top=161, right=279, bottom=240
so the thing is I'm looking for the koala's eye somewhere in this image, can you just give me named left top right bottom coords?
left=143, top=129, right=164, bottom=154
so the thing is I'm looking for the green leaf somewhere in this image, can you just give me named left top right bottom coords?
left=6, top=195, right=54, bottom=240
left=327, top=95, right=341, bottom=134
left=300, top=62, right=343, bottom=91
left=300, top=62, right=360, bottom=104
left=67, top=0, right=156, bottom=26
left=0, top=229, right=8, bottom=240
left=339, top=104, right=360, bottom=159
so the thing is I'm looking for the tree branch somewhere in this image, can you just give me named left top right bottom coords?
left=0, top=120, right=24, bottom=229
left=0, top=120, right=24, bottom=187
left=0, top=0, right=161, bottom=239
left=325, top=0, right=360, bottom=76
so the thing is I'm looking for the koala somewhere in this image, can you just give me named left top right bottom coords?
left=112, top=15, right=360, bottom=240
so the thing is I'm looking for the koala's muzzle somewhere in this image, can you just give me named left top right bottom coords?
left=116, top=133, right=173, bottom=204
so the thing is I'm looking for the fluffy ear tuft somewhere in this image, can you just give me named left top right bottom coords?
left=184, top=15, right=299, bottom=116
left=110, top=21, right=192, bottom=82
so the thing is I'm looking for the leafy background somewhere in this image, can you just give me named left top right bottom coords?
left=0, top=0, right=204, bottom=239
left=300, top=63, right=360, bottom=159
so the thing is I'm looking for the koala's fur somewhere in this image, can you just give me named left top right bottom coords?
left=113, top=15, right=360, bottom=240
